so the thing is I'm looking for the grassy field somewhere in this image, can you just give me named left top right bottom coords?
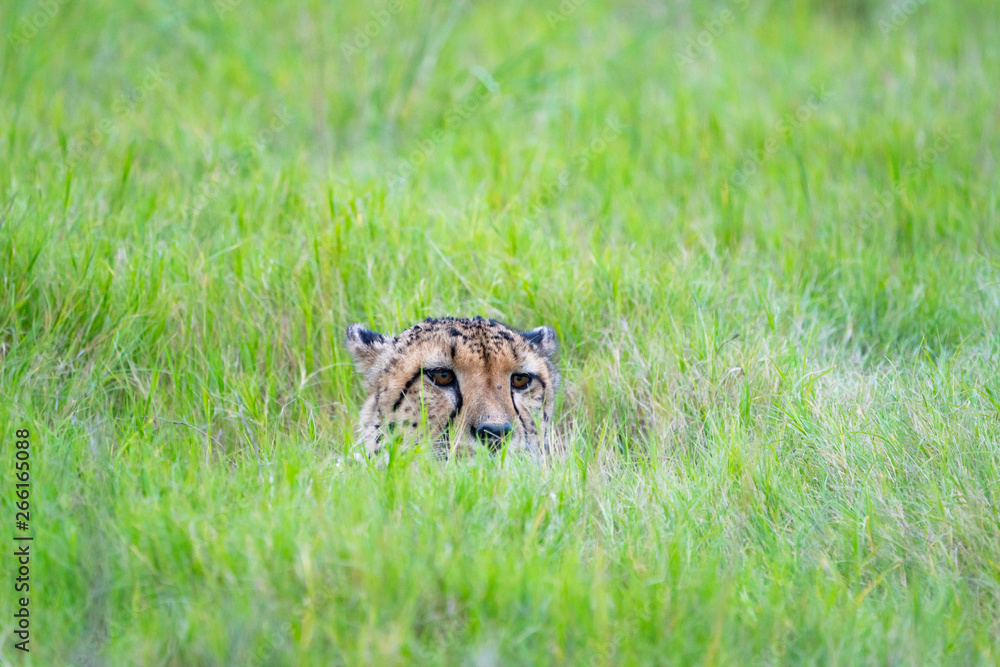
left=2, top=0, right=1000, bottom=663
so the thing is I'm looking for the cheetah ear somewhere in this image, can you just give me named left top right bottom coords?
left=346, top=323, right=390, bottom=374
left=520, top=326, right=558, bottom=359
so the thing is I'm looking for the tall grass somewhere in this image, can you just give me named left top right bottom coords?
left=1, top=0, right=998, bottom=663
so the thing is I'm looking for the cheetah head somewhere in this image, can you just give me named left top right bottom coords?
left=345, top=316, right=560, bottom=458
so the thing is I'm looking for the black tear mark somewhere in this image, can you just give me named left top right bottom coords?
left=451, top=343, right=456, bottom=359
left=537, top=375, right=548, bottom=421
left=392, top=370, right=423, bottom=411
left=448, top=382, right=464, bottom=424
left=511, top=387, right=530, bottom=438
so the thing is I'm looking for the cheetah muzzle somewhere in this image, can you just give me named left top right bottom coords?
left=345, top=316, right=560, bottom=458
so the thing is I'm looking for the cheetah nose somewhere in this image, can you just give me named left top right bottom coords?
left=475, top=423, right=513, bottom=451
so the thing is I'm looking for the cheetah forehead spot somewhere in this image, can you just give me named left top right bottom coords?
left=399, top=318, right=520, bottom=356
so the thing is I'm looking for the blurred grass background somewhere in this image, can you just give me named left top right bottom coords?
left=1, top=0, right=999, bottom=663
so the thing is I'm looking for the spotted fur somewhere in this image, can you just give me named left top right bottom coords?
left=345, top=317, right=560, bottom=458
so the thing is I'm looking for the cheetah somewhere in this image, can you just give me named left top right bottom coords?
left=345, top=316, right=560, bottom=458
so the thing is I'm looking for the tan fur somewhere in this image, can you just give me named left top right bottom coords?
left=345, top=317, right=560, bottom=458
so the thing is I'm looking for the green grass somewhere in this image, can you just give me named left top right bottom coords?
left=2, top=0, right=999, bottom=663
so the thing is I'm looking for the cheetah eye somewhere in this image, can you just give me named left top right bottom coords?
left=425, top=368, right=455, bottom=387
left=511, top=373, right=532, bottom=390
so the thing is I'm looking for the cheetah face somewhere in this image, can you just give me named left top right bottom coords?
left=345, top=317, right=560, bottom=458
